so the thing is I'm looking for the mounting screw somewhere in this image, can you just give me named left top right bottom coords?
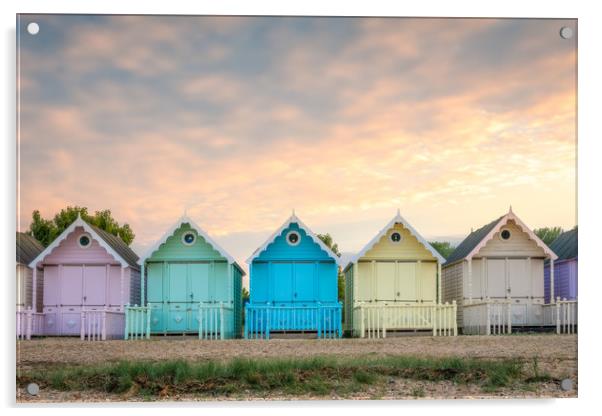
left=26, top=383, right=39, bottom=396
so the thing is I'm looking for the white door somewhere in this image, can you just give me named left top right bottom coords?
left=508, top=259, right=530, bottom=299
left=486, top=259, right=506, bottom=299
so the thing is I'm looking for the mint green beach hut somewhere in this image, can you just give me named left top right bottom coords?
left=125, top=216, right=245, bottom=339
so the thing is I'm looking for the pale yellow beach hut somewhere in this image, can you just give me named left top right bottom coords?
left=343, top=211, right=457, bottom=338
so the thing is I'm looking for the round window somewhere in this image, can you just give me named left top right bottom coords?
left=78, top=234, right=91, bottom=248
left=500, top=229, right=511, bottom=240
left=390, top=231, right=402, bottom=243
left=182, top=232, right=196, bottom=246
left=286, top=231, right=301, bottom=246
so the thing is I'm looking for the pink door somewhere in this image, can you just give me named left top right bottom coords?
left=84, top=266, right=107, bottom=307
left=60, top=266, right=83, bottom=335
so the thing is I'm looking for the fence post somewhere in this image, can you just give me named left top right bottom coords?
left=360, top=306, right=365, bottom=338
left=452, top=301, right=457, bottom=336
left=556, top=297, right=561, bottom=334
left=485, top=303, right=491, bottom=336
left=146, top=306, right=151, bottom=339
left=102, top=311, right=107, bottom=341
left=26, top=307, right=33, bottom=340
left=220, top=303, right=225, bottom=340
left=507, top=302, right=512, bottom=334
left=80, top=310, right=85, bottom=340
left=244, top=306, right=249, bottom=339
left=124, top=304, right=129, bottom=340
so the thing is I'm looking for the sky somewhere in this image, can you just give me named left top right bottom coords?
left=17, top=15, right=577, bottom=270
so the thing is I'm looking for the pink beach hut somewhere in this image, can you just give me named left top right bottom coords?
left=25, top=214, right=140, bottom=340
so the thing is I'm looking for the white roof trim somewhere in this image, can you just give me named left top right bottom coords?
left=344, top=211, right=445, bottom=270
left=140, top=216, right=245, bottom=275
left=28, top=215, right=130, bottom=268
left=246, top=214, right=342, bottom=266
left=465, top=210, right=558, bottom=261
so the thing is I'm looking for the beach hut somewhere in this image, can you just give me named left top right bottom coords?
left=343, top=211, right=456, bottom=338
left=27, top=214, right=140, bottom=340
left=544, top=227, right=577, bottom=303
left=125, top=216, right=244, bottom=339
left=245, top=213, right=342, bottom=339
left=16, top=232, right=45, bottom=340
left=441, top=207, right=574, bottom=334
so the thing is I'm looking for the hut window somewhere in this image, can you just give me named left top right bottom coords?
left=500, top=229, right=512, bottom=241
left=78, top=233, right=91, bottom=248
left=182, top=232, right=196, bottom=246
left=286, top=231, right=301, bottom=246
left=390, top=231, right=402, bottom=243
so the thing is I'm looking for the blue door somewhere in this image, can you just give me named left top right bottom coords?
left=294, top=262, right=315, bottom=302
left=272, top=263, right=293, bottom=303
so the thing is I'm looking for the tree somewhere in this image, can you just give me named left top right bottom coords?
left=27, top=206, right=135, bottom=247
left=242, top=287, right=250, bottom=303
left=317, top=233, right=344, bottom=303
left=429, top=241, right=456, bottom=260
left=534, top=227, right=564, bottom=246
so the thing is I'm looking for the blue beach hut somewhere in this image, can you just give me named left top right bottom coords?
left=245, top=213, right=342, bottom=339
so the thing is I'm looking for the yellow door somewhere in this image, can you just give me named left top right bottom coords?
left=376, top=262, right=396, bottom=301
left=397, top=262, right=416, bottom=301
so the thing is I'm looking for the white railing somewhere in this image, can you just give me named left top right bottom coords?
left=124, top=304, right=151, bottom=340
left=463, top=300, right=512, bottom=335
left=198, top=302, right=234, bottom=340
left=543, top=298, right=578, bottom=334
left=352, top=302, right=457, bottom=338
left=81, top=309, right=126, bottom=341
left=16, top=307, right=43, bottom=340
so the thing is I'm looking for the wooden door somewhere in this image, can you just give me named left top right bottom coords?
left=147, top=263, right=164, bottom=332
left=60, top=266, right=83, bottom=335
left=376, top=262, right=396, bottom=301
left=508, top=259, right=529, bottom=298
left=83, top=266, right=106, bottom=307
left=272, top=262, right=293, bottom=303
left=188, top=263, right=210, bottom=302
left=486, top=259, right=506, bottom=299
left=168, top=263, right=188, bottom=331
left=397, top=262, right=416, bottom=301
left=357, top=262, right=373, bottom=301
left=294, top=262, right=315, bottom=302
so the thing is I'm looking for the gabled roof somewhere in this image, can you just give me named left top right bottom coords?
left=140, top=216, right=245, bottom=275
left=28, top=214, right=140, bottom=270
left=549, top=227, right=578, bottom=261
left=344, top=210, right=445, bottom=270
left=16, top=232, right=44, bottom=265
left=444, top=207, right=558, bottom=266
left=246, top=213, right=342, bottom=266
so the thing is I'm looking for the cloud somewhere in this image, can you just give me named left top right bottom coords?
left=17, top=16, right=577, bottom=265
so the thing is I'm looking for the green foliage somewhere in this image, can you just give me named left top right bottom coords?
left=18, top=355, right=545, bottom=398
left=429, top=241, right=456, bottom=260
left=27, top=206, right=135, bottom=247
left=242, top=287, right=250, bottom=303
left=534, top=227, right=564, bottom=246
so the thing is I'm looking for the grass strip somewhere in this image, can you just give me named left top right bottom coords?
left=17, top=355, right=554, bottom=398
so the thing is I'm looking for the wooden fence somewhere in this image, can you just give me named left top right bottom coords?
left=80, top=309, right=125, bottom=341
left=463, top=300, right=512, bottom=335
left=352, top=302, right=457, bottom=338
left=16, top=307, right=43, bottom=340
left=124, top=304, right=151, bottom=340
left=198, top=302, right=234, bottom=340
left=543, top=298, right=577, bottom=334
left=244, top=303, right=342, bottom=339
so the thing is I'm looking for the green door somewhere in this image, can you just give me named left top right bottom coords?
left=168, top=263, right=188, bottom=331
left=147, top=263, right=165, bottom=332
left=188, top=263, right=210, bottom=331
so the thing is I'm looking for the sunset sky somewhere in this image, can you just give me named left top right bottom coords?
left=17, top=15, right=577, bottom=269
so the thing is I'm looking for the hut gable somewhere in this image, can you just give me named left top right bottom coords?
left=29, top=215, right=139, bottom=269
left=444, top=208, right=557, bottom=265
left=345, top=211, right=444, bottom=269
left=141, top=216, right=244, bottom=274
left=247, top=214, right=341, bottom=265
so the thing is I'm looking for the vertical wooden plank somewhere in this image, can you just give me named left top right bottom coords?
left=437, top=262, right=442, bottom=304
left=550, top=259, right=555, bottom=304
left=467, top=259, right=473, bottom=303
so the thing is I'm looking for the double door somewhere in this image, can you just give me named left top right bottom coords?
left=272, top=262, right=317, bottom=304
left=147, top=262, right=212, bottom=333
left=358, top=261, right=436, bottom=302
